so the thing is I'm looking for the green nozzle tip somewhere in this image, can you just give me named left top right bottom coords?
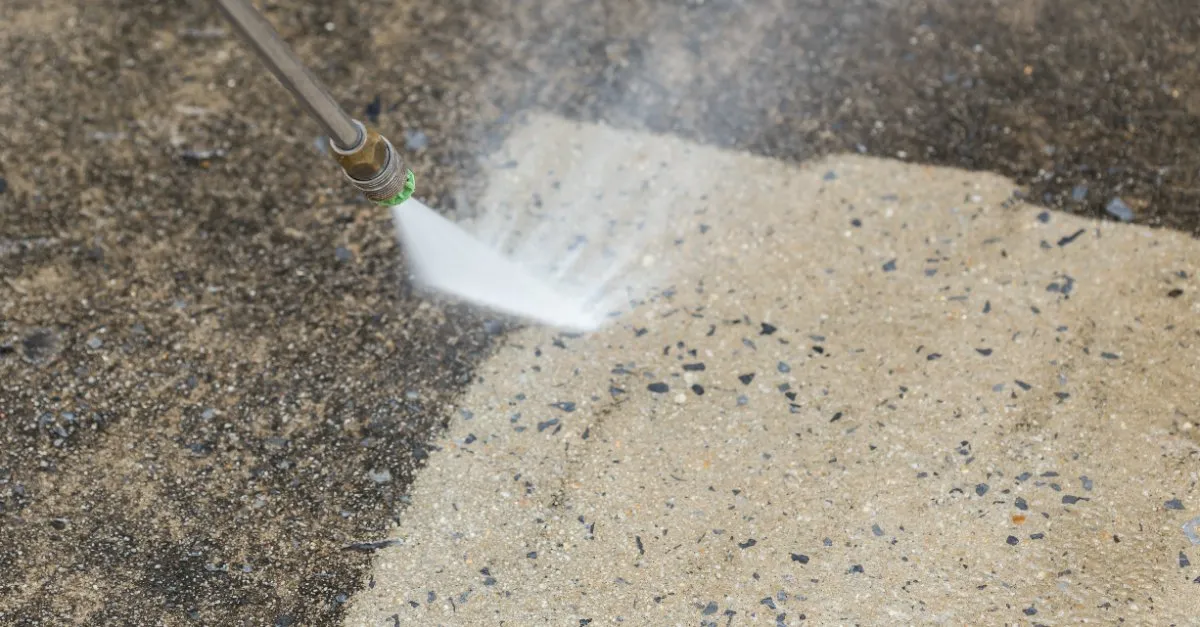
left=378, top=169, right=416, bottom=207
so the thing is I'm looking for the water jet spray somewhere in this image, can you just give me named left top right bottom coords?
left=208, top=0, right=603, bottom=332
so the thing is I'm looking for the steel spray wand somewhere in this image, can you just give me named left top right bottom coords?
left=209, top=0, right=415, bottom=206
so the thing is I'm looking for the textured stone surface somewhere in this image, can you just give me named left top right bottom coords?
left=4, top=0, right=1200, bottom=623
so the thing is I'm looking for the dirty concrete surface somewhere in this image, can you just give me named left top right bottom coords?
left=1, top=0, right=1200, bottom=625
left=350, top=114, right=1200, bottom=625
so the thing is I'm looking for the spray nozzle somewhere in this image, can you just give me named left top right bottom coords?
left=330, top=120, right=416, bottom=207
left=210, top=0, right=415, bottom=207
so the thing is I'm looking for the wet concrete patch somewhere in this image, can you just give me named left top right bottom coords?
left=348, top=114, right=1200, bottom=624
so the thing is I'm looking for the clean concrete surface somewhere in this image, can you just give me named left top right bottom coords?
left=346, top=114, right=1200, bottom=625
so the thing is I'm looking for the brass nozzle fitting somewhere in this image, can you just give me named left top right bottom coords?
left=330, top=120, right=413, bottom=206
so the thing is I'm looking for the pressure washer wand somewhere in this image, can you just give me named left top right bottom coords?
left=209, top=0, right=415, bottom=206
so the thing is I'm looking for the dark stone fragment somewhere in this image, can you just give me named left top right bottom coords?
left=1056, top=229, right=1086, bottom=246
left=1006, top=535, right=1020, bottom=545
left=343, top=539, right=402, bottom=553
left=1166, top=499, right=1185, bottom=510
left=21, top=329, right=60, bottom=365
left=760, top=323, right=777, bottom=335
left=738, top=374, right=755, bottom=385
left=791, top=553, right=809, bottom=564
left=365, top=94, right=382, bottom=123
left=882, top=259, right=897, bottom=272
left=647, top=383, right=669, bottom=393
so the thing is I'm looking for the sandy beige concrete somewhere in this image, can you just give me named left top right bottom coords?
left=346, top=114, right=1200, bottom=625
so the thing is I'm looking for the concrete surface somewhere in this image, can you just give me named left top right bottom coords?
left=348, top=114, right=1200, bottom=625
left=4, top=1, right=1200, bottom=624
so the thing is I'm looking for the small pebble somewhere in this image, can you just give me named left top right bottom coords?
left=365, top=95, right=382, bottom=123
left=404, top=129, right=429, bottom=151
left=1166, top=499, right=1185, bottom=510
left=1006, top=535, right=1020, bottom=545
left=647, top=383, right=669, bottom=393
left=1105, top=197, right=1134, bottom=222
